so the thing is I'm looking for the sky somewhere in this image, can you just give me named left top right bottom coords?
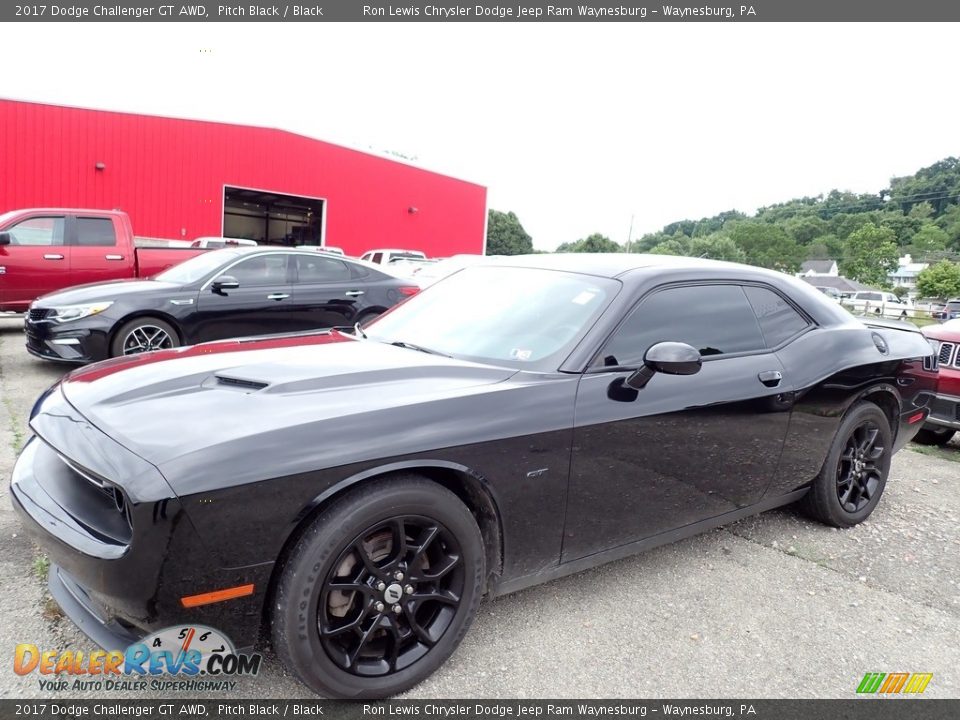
left=3, top=22, right=959, bottom=250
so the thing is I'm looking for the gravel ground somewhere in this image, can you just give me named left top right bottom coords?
left=0, top=316, right=957, bottom=699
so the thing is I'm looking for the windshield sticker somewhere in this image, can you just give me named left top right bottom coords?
left=571, top=291, right=597, bottom=305
left=510, top=348, right=533, bottom=361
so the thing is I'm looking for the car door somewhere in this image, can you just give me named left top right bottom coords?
left=68, top=215, right=135, bottom=285
left=562, top=283, right=795, bottom=563
left=193, top=253, right=297, bottom=342
left=290, top=254, right=369, bottom=329
left=0, top=214, right=68, bottom=308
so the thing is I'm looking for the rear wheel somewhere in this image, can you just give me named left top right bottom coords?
left=801, top=402, right=892, bottom=528
left=912, top=426, right=956, bottom=446
left=110, top=317, right=180, bottom=357
left=271, top=476, right=485, bottom=698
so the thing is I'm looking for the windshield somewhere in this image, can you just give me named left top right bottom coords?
left=154, top=249, right=244, bottom=284
left=365, top=266, right=619, bottom=370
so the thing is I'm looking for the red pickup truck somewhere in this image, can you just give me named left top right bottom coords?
left=0, top=208, right=204, bottom=312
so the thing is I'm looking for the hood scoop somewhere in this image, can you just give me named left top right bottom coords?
left=215, top=375, right=269, bottom=392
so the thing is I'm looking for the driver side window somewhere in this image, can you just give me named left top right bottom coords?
left=598, top=284, right=766, bottom=367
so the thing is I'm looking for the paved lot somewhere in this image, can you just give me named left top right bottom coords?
left=0, top=316, right=957, bottom=699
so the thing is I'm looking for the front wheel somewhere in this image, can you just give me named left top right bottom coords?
left=110, top=317, right=180, bottom=357
left=912, top=426, right=956, bottom=446
left=801, top=402, right=892, bottom=528
left=271, top=476, right=485, bottom=698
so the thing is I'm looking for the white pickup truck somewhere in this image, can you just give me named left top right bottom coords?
left=844, top=290, right=913, bottom=319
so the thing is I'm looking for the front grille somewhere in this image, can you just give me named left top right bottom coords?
left=28, top=307, right=51, bottom=322
left=937, top=341, right=955, bottom=366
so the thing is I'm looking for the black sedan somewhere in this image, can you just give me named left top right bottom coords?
left=11, top=254, right=937, bottom=698
left=24, top=247, right=419, bottom=363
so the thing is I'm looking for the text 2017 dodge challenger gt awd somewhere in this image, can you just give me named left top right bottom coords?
left=11, top=254, right=938, bottom=698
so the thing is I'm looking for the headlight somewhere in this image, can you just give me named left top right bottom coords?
left=48, top=302, right=114, bottom=323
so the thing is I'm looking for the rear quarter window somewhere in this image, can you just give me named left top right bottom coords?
left=743, top=286, right=810, bottom=347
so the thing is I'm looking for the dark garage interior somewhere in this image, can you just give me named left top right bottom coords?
left=223, top=186, right=325, bottom=246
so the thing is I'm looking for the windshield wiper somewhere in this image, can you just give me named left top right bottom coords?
left=389, top=341, right=452, bottom=358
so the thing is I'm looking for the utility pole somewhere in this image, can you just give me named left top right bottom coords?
left=625, top=214, right=634, bottom=253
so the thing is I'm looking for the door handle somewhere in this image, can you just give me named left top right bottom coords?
left=267, top=293, right=290, bottom=301
left=345, top=290, right=364, bottom=297
left=43, top=254, right=64, bottom=260
left=105, top=254, right=124, bottom=261
left=758, top=370, right=782, bottom=388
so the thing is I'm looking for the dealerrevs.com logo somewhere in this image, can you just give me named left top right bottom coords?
left=856, top=672, right=933, bottom=695
left=15, top=625, right=262, bottom=692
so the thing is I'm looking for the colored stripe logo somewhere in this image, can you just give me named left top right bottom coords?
left=857, top=672, right=933, bottom=694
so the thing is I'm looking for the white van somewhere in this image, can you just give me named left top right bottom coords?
left=846, top=290, right=913, bottom=318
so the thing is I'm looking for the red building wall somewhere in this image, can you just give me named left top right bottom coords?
left=0, top=99, right=487, bottom=257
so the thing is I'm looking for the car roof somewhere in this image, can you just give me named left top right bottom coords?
left=475, top=252, right=784, bottom=279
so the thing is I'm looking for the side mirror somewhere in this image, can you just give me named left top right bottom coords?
left=625, top=341, right=702, bottom=390
left=0, top=232, right=11, bottom=246
left=211, top=275, right=240, bottom=294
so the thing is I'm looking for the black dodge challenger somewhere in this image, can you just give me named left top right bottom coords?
left=24, top=247, right=418, bottom=363
left=11, top=254, right=938, bottom=697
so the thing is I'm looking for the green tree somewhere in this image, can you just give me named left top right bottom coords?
left=915, top=260, right=960, bottom=299
left=556, top=233, right=622, bottom=253
left=688, top=235, right=747, bottom=262
left=806, top=234, right=844, bottom=261
left=784, top=215, right=828, bottom=245
left=727, top=222, right=804, bottom=271
left=649, top=238, right=690, bottom=256
left=889, top=157, right=960, bottom=215
left=839, top=223, right=899, bottom=287
left=632, top=231, right=673, bottom=253
left=907, top=224, right=948, bottom=257
left=485, top=210, right=533, bottom=255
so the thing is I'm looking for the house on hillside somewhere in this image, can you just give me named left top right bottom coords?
left=799, top=259, right=839, bottom=278
left=888, top=254, right=929, bottom=297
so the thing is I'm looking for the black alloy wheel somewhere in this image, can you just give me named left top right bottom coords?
left=271, top=476, right=485, bottom=698
left=835, top=421, right=884, bottom=513
left=801, top=401, right=892, bottom=528
left=110, top=317, right=180, bottom=357
left=318, top=515, right=465, bottom=676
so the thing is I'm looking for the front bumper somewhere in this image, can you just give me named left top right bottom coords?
left=48, top=563, right=141, bottom=651
left=24, top=314, right=111, bottom=363
left=10, top=389, right=272, bottom=651
left=925, top=393, right=960, bottom=431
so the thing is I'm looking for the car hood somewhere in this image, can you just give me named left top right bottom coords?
left=35, top=279, right=181, bottom=305
left=59, top=332, right=518, bottom=484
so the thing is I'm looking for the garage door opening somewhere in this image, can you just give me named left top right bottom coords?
left=223, top=187, right=325, bottom=246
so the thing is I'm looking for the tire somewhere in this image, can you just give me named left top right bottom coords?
left=801, top=402, right=892, bottom=528
left=912, top=427, right=957, bottom=446
left=109, top=317, right=180, bottom=357
left=271, top=476, right=485, bottom=698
